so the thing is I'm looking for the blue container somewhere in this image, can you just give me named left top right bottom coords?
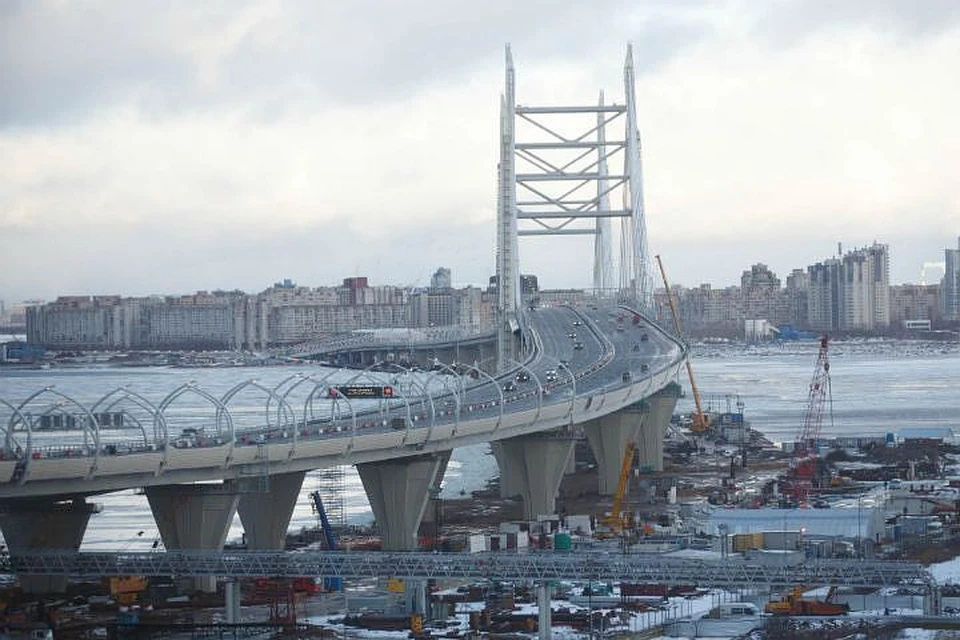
left=323, top=577, right=343, bottom=591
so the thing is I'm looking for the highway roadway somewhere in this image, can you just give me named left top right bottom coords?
left=0, top=304, right=686, bottom=499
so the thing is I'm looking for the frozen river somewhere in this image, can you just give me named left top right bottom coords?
left=0, top=337, right=957, bottom=550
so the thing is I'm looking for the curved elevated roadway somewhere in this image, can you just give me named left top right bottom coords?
left=0, top=304, right=685, bottom=500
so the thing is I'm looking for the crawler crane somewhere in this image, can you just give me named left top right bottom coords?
left=789, top=335, right=831, bottom=504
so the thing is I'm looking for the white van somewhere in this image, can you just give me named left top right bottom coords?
left=715, top=602, right=761, bottom=618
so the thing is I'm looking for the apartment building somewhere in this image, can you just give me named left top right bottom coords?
left=943, top=237, right=960, bottom=322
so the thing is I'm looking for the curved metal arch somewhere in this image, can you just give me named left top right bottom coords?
left=14, top=387, right=101, bottom=469
left=341, top=364, right=412, bottom=430
left=380, top=362, right=434, bottom=446
left=220, top=379, right=297, bottom=456
left=420, top=366, right=463, bottom=443
left=314, top=383, right=358, bottom=454
left=156, top=383, right=235, bottom=457
left=384, top=364, right=433, bottom=424
left=276, top=368, right=341, bottom=430
left=90, top=387, right=161, bottom=447
left=266, top=372, right=308, bottom=430
left=428, top=361, right=465, bottom=412
left=459, top=362, right=505, bottom=435
left=0, top=398, right=32, bottom=458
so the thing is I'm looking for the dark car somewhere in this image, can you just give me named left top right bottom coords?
left=503, top=380, right=517, bottom=393
left=516, top=371, right=530, bottom=383
left=574, top=342, right=584, bottom=350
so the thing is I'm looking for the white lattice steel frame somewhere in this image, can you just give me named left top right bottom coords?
left=496, top=44, right=655, bottom=343
left=2, top=550, right=933, bottom=591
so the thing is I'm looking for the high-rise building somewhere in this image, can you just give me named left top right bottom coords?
left=943, top=237, right=960, bottom=322
left=807, top=243, right=890, bottom=332
left=784, top=269, right=809, bottom=328
left=889, top=284, right=940, bottom=328
left=807, top=259, right=840, bottom=331
left=430, top=267, right=452, bottom=290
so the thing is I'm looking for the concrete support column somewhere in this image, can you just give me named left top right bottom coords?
left=494, top=434, right=575, bottom=519
left=490, top=441, right=521, bottom=499
left=538, top=583, right=552, bottom=640
left=225, top=580, right=241, bottom=623
left=419, top=453, right=451, bottom=527
left=357, top=453, right=448, bottom=551
left=0, top=498, right=96, bottom=594
left=583, top=409, right=644, bottom=495
left=636, top=388, right=680, bottom=473
left=565, top=447, right=577, bottom=475
left=406, top=580, right=428, bottom=615
left=237, top=470, right=305, bottom=549
left=145, top=483, right=239, bottom=593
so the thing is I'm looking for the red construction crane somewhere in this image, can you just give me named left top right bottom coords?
left=791, top=335, right=831, bottom=504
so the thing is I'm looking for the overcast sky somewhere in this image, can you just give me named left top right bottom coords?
left=2, top=0, right=959, bottom=303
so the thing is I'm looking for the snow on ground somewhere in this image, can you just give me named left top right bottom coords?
left=895, top=631, right=939, bottom=639
left=930, top=552, right=960, bottom=584
left=302, top=588, right=738, bottom=639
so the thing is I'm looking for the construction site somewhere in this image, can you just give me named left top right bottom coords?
left=4, top=301, right=960, bottom=640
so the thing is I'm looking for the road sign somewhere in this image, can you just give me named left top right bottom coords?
left=329, top=385, right=394, bottom=399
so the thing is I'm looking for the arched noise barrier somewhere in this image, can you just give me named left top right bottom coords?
left=89, top=388, right=164, bottom=477
left=426, top=361, right=465, bottom=443
left=338, top=367, right=410, bottom=454
left=220, top=379, right=296, bottom=463
left=456, top=363, right=505, bottom=439
left=276, top=369, right=343, bottom=440
left=496, top=357, right=544, bottom=429
left=90, top=388, right=155, bottom=446
left=380, top=363, right=435, bottom=448
left=12, top=388, right=101, bottom=482
left=0, top=399, right=30, bottom=484
left=157, top=383, right=233, bottom=473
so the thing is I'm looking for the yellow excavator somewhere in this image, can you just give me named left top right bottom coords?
left=655, top=255, right=711, bottom=434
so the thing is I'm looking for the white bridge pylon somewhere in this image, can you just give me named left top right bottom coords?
left=496, top=44, right=654, bottom=364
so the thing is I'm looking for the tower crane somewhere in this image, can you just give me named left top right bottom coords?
left=790, top=335, right=831, bottom=504
left=655, top=255, right=710, bottom=434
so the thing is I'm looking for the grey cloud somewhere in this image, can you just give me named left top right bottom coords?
left=1, top=214, right=500, bottom=300
left=1, top=0, right=714, bottom=127
left=754, top=0, right=960, bottom=46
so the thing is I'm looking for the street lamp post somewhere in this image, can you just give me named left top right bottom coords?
left=737, top=396, right=746, bottom=469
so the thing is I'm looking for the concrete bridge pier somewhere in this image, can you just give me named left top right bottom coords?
left=145, top=483, right=239, bottom=593
left=237, top=471, right=306, bottom=550
left=636, top=385, right=681, bottom=473
left=357, top=452, right=450, bottom=551
left=0, top=498, right=97, bottom=593
left=359, top=453, right=449, bottom=616
left=492, top=433, right=575, bottom=519
left=583, top=409, right=644, bottom=496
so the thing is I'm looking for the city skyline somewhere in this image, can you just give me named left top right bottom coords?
left=3, top=2, right=960, bottom=303
left=1, top=236, right=955, bottom=308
